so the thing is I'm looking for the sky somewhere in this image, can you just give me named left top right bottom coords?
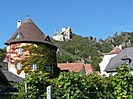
left=0, top=0, right=133, bottom=48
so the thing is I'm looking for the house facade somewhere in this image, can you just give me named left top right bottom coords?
left=4, top=17, right=57, bottom=78
left=105, top=47, right=133, bottom=75
left=99, top=45, right=122, bottom=76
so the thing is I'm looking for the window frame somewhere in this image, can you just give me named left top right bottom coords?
left=18, top=48, right=22, bottom=55
left=17, top=62, right=22, bottom=70
left=31, top=63, right=36, bottom=70
left=15, top=33, right=22, bottom=39
left=123, top=59, right=130, bottom=65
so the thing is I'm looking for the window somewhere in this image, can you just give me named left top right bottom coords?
left=31, top=64, right=36, bottom=70
left=15, top=33, right=22, bottom=39
left=121, top=55, right=131, bottom=65
left=45, top=37, right=51, bottom=42
left=18, top=48, right=22, bottom=54
left=48, top=66, right=51, bottom=71
left=17, top=62, right=22, bottom=70
left=123, top=59, right=130, bottom=65
left=47, top=66, right=53, bottom=74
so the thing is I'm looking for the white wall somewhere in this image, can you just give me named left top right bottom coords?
left=52, top=35, right=64, bottom=41
left=99, top=54, right=117, bottom=76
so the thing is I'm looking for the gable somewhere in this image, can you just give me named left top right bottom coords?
left=14, top=33, right=23, bottom=39
left=45, top=36, right=51, bottom=42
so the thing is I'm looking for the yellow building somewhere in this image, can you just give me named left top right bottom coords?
left=4, top=17, right=57, bottom=78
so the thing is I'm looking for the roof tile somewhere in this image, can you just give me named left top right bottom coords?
left=58, top=63, right=93, bottom=75
left=5, top=17, right=56, bottom=48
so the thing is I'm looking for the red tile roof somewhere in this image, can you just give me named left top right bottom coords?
left=58, top=63, right=93, bottom=75
left=102, top=46, right=122, bottom=55
left=109, top=46, right=122, bottom=54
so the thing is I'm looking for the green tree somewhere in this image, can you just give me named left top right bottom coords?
left=53, top=72, right=88, bottom=99
left=17, top=70, right=51, bottom=99
left=0, top=47, right=6, bottom=60
left=52, top=72, right=110, bottom=99
left=111, top=64, right=133, bottom=98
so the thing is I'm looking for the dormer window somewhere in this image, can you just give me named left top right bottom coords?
left=123, top=60, right=130, bottom=65
left=121, top=55, right=131, bottom=65
left=15, top=33, right=22, bottom=39
left=45, top=36, right=51, bottom=42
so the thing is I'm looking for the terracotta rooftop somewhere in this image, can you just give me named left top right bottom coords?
left=58, top=63, right=93, bottom=75
left=102, top=46, right=122, bottom=55
left=109, top=46, right=122, bottom=54
left=5, top=17, right=56, bottom=48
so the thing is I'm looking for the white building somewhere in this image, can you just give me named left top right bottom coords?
left=99, top=45, right=122, bottom=76
left=52, top=27, right=72, bottom=41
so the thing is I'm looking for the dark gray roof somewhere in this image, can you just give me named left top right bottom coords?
left=0, top=61, right=8, bottom=70
left=0, top=69, right=23, bottom=83
left=105, top=47, right=133, bottom=72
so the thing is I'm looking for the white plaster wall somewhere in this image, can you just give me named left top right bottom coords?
left=53, top=27, right=71, bottom=41
left=52, top=35, right=64, bottom=41
left=8, top=66, right=25, bottom=78
left=61, top=28, right=66, bottom=32
left=99, top=54, right=117, bottom=76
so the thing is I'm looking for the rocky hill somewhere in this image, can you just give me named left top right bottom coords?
left=1, top=31, right=133, bottom=71
left=52, top=32, right=133, bottom=71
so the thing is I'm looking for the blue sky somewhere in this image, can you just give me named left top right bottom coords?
left=0, top=0, right=133, bottom=48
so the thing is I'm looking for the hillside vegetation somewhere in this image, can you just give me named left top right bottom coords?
left=52, top=32, right=133, bottom=71
left=1, top=32, right=133, bottom=71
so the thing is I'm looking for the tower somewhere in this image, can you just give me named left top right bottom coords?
left=4, top=17, right=57, bottom=78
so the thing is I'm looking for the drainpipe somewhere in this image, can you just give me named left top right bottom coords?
left=8, top=43, right=11, bottom=71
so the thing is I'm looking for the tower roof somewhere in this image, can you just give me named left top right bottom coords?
left=5, top=17, right=56, bottom=48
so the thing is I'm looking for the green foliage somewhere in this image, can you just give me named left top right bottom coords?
left=52, top=34, right=102, bottom=71
left=0, top=47, right=6, bottom=60
left=52, top=32, right=133, bottom=71
left=21, top=43, right=60, bottom=78
left=110, top=64, right=133, bottom=98
left=52, top=72, right=88, bottom=99
left=52, top=65, right=133, bottom=98
left=14, top=31, right=133, bottom=98
left=17, top=70, right=51, bottom=99
left=16, top=64, right=133, bottom=98
left=52, top=72, right=113, bottom=98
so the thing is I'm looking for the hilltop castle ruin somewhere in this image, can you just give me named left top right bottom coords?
left=52, top=27, right=72, bottom=41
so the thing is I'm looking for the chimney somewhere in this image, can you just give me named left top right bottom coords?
left=17, top=20, right=22, bottom=28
